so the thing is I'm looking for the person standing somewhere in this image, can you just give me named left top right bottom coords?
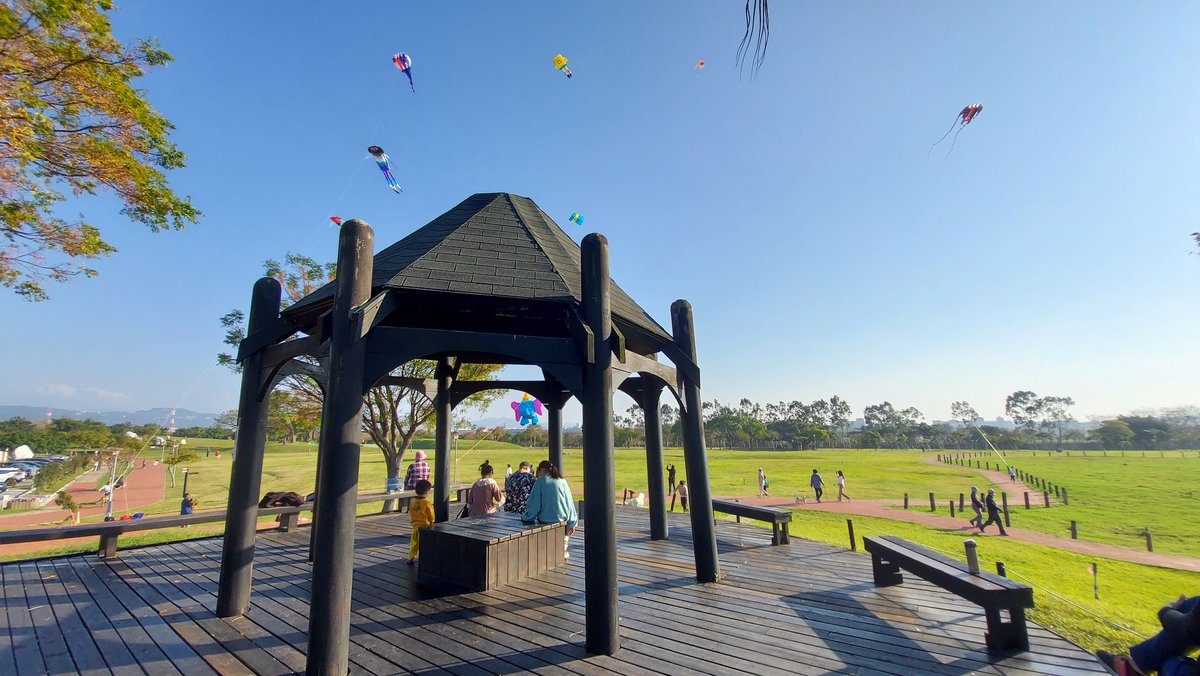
left=1008, top=465, right=1017, bottom=483
left=810, top=469, right=825, bottom=503
left=504, top=461, right=537, bottom=514
left=505, top=463, right=513, bottom=479
left=407, top=479, right=434, bottom=565
left=981, top=488, right=1008, bottom=535
left=666, top=464, right=677, bottom=494
left=467, top=462, right=504, bottom=516
left=758, top=467, right=770, bottom=497
left=521, top=460, right=577, bottom=559
left=677, top=480, right=689, bottom=512
left=836, top=470, right=852, bottom=502
left=180, top=492, right=195, bottom=528
left=404, top=450, right=431, bottom=490
left=969, top=486, right=984, bottom=529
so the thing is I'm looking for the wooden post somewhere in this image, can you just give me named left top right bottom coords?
left=1002, top=493, right=1010, bottom=527
left=433, top=357, right=454, bottom=523
left=1055, top=485, right=1061, bottom=499
left=1062, top=487, right=1069, bottom=505
left=216, top=277, right=281, bottom=618
left=1043, top=491, right=1050, bottom=508
left=903, top=493, right=909, bottom=509
left=949, top=501, right=955, bottom=517
left=1070, top=520, right=1077, bottom=539
left=673, top=298, right=719, bottom=585
left=1024, top=492, right=1030, bottom=509
left=1144, top=530, right=1153, bottom=552
left=996, top=561, right=1007, bottom=578
left=847, top=519, right=856, bottom=552
left=582, top=233, right=619, bottom=655
left=929, top=492, right=935, bottom=511
left=642, top=387, right=668, bottom=541
left=959, top=492, right=964, bottom=511
left=547, top=398, right=564, bottom=474
left=305, top=219, right=373, bottom=676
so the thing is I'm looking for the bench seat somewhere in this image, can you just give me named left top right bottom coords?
left=416, top=511, right=566, bottom=593
left=711, top=498, right=791, bottom=545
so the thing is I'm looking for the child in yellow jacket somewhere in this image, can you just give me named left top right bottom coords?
left=408, top=479, right=434, bottom=564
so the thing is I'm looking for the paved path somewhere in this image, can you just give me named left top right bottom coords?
left=0, top=463, right=166, bottom=529
left=717, top=494, right=1200, bottom=572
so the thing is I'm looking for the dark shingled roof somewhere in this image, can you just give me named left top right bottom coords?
left=285, top=193, right=673, bottom=352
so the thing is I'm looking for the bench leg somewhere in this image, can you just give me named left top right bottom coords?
left=871, top=553, right=903, bottom=587
left=277, top=513, right=300, bottom=532
left=780, top=522, right=790, bottom=545
left=98, top=533, right=119, bottom=560
left=771, top=522, right=780, bottom=546
left=985, top=606, right=1030, bottom=652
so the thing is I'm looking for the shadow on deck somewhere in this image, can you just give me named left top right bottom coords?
left=0, top=508, right=1107, bottom=675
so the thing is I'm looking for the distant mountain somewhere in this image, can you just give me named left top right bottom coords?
left=0, top=405, right=218, bottom=428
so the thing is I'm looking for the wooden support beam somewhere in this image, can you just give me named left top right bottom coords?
left=643, top=385, right=668, bottom=541
left=673, top=299, right=719, bottom=583
left=235, top=314, right=300, bottom=362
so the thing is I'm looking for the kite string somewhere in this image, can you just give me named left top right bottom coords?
left=927, top=117, right=959, bottom=155
left=945, top=123, right=967, bottom=158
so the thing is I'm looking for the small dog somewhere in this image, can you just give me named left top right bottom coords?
left=794, top=496, right=807, bottom=505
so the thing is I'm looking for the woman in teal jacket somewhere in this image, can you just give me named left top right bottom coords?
left=522, top=460, right=577, bottom=548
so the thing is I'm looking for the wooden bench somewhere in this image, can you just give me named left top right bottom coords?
left=416, top=511, right=566, bottom=593
left=711, top=498, right=791, bottom=545
left=863, top=535, right=1034, bottom=652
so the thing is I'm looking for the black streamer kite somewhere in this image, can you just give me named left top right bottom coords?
left=736, top=0, right=769, bottom=78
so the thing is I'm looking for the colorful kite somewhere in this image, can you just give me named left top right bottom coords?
left=696, top=59, right=706, bottom=72
left=392, top=53, right=414, bottom=92
left=568, top=212, right=584, bottom=226
left=367, top=145, right=402, bottom=193
left=329, top=216, right=343, bottom=225
left=929, top=103, right=983, bottom=157
left=553, top=54, right=573, bottom=79
left=512, top=393, right=543, bottom=427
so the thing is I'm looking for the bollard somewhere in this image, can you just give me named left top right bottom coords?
left=1145, top=530, right=1154, bottom=552
left=669, top=493, right=677, bottom=512
left=938, top=454, right=942, bottom=462
left=1024, top=492, right=1030, bottom=509
left=1002, top=493, right=1010, bottom=527
left=996, top=561, right=1007, bottom=577
left=1070, top=520, right=1078, bottom=539
left=847, top=519, right=856, bottom=552
left=950, top=501, right=955, bottom=518
left=904, top=493, right=909, bottom=509
left=1062, top=487, right=1069, bottom=506
left=959, top=492, right=965, bottom=511
left=929, top=492, right=936, bottom=511
left=1055, top=485, right=1061, bottom=499
left=734, top=498, right=741, bottom=523
left=1043, top=491, right=1050, bottom=508
left=964, top=539, right=980, bottom=574
left=986, top=462, right=991, bottom=471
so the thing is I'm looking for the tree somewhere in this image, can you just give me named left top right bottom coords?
left=950, top=401, right=979, bottom=428
left=1090, top=420, right=1134, bottom=449
left=53, top=489, right=79, bottom=524
left=1005, top=390, right=1074, bottom=447
left=267, top=389, right=320, bottom=443
left=1, top=0, right=199, bottom=301
left=1004, top=391, right=1041, bottom=431
left=163, top=447, right=199, bottom=488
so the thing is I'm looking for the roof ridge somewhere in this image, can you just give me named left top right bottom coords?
left=503, top=194, right=582, bottom=300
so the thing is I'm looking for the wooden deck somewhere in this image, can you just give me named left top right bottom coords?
left=0, top=507, right=1107, bottom=675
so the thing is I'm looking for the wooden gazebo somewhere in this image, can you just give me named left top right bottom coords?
left=215, top=193, right=719, bottom=675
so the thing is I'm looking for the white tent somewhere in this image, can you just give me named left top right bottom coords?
left=11, top=444, right=33, bottom=460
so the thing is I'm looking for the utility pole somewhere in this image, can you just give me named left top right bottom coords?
left=104, top=451, right=117, bottom=521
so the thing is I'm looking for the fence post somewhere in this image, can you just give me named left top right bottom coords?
left=1062, top=487, right=1069, bottom=506
left=1002, top=493, right=1010, bottom=527
left=1144, top=530, right=1154, bottom=552
left=847, top=519, right=856, bottom=552
left=929, top=492, right=936, bottom=511
left=903, top=493, right=909, bottom=509
left=1024, top=491, right=1030, bottom=509
left=1055, top=485, right=1061, bottom=499
left=949, top=501, right=955, bottom=518
left=1043, top=491, right=1050, bottom=508
left=996, top=561, right=1007, bottom=577
left=959, top=492, right=965, bottom=511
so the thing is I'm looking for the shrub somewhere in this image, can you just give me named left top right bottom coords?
left=33, top=455, right=92, bottom=494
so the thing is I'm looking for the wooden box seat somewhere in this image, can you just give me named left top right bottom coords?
left=416, top=512, right=567, bottom=592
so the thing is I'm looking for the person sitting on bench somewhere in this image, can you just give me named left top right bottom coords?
left=1099, top=595, right=1200, bottom=675
left=521, top=460, right=577, bottom=559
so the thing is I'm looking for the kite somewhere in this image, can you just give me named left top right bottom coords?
left=512, top=393, right=543, bottom=427
left=929, top=103, right=983, bottom=157
left=367, top=146, right=402, bottom=193
left=736, top=1, right=769, bottom=78
left=568, top=212, right=584, bottom=226
left=695, top=59, right=706, bottom=72
left=329, top=216, right=343, bottom=225
left=392, top=53, right=414, bottom=92
left=553, top=54, right=573, bottom=79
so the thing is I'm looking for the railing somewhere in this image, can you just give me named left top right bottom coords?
left=0, top=485, right=471, bottom=560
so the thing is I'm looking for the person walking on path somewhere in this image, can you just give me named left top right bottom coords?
left=666, top=464, right=677, bottom=494
left=969, top=486, right=984, bottom=529
left=1098, top=594, right=1200, bottom=676
left=404, top=451, right=430, bottom=490
left=521, top=460, right=577, bottom=559
left=504, top=461, right=536, bottom=514
left=677, top=480, right=689, bottom=512
left=758, top=468, right=770, bottom=497
left=1008, top=466, right=1017, bottom=483
left=810, top=469, right=825, bottom=503
left=467, top=461, right=504, bottom=516
left=407, top=479, right=434, bottom=565
left=980, top=488, right=1008, bottom=536
left=836, top=470, right=852, bottom=502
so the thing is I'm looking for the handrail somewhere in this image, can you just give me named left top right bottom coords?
left=0, top=484, right=472, bottom=557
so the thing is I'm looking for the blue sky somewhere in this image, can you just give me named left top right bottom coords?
left=3, top=1, right=1198, bottom=426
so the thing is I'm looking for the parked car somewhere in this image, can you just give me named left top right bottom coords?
left=0, top=468, right=23, bottom=487
left=8, top=462, right=40, bottom=477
